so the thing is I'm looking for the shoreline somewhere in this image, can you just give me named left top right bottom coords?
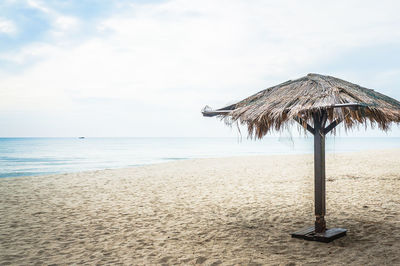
left=1, top=137, right=400, bottom=179
left=1, top=149, right=399, bottom=264
left=1, top=147, right=400, bottom=180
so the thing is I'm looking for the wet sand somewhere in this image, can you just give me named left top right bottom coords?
left=1, top=149, right=399, bottom=265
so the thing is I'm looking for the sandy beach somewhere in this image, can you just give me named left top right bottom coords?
left=1, top=149, right=399, bottom=265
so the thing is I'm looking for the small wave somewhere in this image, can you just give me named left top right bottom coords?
left=0, top=157, right=65, bottom=163
left=161, top=157, right=188, bottom=161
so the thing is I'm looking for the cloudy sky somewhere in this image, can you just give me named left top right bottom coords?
left=1, top=0, right=400, bottom=137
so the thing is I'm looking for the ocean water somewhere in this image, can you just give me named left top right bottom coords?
left=0, top=137, right=399, bottom=178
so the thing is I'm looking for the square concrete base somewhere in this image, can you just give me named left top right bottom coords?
left=291, top=226, right=347, bottom=243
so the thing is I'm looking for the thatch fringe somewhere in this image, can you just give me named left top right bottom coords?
left=208, top=73, right=400, bottom=139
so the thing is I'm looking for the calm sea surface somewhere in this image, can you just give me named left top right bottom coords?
left=0, top=137, right=399, bottom=178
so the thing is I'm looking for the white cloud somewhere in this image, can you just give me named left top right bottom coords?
left=26, top=0, right=80, bottom=36
left=54, top=16, right=79, bottom=30
left=0, top=18, right=17, bottom=35
left=1, top=0, right=400, bottom=136
left=26, top=0, right=51, bottom=14
left=0, top=43, right=57, bottom=65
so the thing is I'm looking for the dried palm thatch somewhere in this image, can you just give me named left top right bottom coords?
left=202, top=73, right=400, bottom=138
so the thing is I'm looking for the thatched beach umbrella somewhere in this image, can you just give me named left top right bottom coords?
left=202, top=73, right=400, bottom=242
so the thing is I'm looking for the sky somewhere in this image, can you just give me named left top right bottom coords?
left=1, top=0, right=400, bottom=137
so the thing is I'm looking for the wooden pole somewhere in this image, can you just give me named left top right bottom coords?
left=314, top=112, right=327, bottom=233
left=292, top=112, right=348, bottom=242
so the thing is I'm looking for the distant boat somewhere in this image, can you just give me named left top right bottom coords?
left=78, top=137, right=85, bottom=139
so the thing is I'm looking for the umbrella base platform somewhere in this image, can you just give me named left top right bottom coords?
left=291, top=226, right=347, bottom=243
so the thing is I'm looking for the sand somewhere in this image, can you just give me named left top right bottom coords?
left=1, top=149, right=399, bottom=265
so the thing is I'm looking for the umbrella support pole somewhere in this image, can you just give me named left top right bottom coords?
left=291, top=113, right=347, bottom=243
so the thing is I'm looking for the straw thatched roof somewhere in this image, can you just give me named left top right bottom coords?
left=202, top=73, right=400, bottom=138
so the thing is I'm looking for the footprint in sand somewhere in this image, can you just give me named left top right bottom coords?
left=195, top=256, right=207, bottom=264
left=159, top=256, right=173, bottom=264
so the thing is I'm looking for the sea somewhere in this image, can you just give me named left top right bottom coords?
left=0, top=137, right=399, bottom=178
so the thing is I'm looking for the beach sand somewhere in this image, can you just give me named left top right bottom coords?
left=1, top=149, right=399, bottom=265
